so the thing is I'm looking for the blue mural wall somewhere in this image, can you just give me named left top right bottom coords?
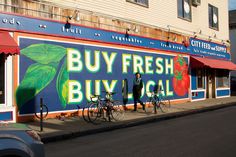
left=17, top=37, right=190, bottom=115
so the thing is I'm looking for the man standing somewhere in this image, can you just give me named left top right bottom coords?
left=132, top=72, right=145, bottom=111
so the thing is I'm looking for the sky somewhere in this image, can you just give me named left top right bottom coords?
left=229, top=0, right=236, bottom=10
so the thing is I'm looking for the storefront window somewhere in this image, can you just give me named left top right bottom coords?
left=216, top=70, right=229, bottom=88
left=0, top=54, right=5, bottom=104
left=196, top=69, right=204, bottom=88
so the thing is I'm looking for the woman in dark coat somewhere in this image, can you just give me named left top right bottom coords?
left=132, top=72, right=145, bottom=111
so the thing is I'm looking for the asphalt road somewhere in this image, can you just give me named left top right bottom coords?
left=45, top=106, right=236, bottom=157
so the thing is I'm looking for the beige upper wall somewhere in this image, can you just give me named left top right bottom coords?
left=45, top=0, right=229, bottom=41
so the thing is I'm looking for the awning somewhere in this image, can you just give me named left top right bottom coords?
left=190, top=56, right=236, bottom=70
left=0, top=31, right=20, bottom=55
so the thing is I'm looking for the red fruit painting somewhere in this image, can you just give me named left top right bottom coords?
left=173, top=55, right=190, bottom=96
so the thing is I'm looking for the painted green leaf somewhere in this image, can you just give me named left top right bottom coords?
left=16, top=63, right=57, bottom=109
left=56, top=58, right=69, bottom=108
left=21, top=44, right=66, bottom=64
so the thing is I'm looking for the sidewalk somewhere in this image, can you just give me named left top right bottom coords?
left=26, top=96, right=236, bottom=143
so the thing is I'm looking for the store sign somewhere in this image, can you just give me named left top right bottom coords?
left=0, top=13, right=231, bottom=61
left=2, top=17, right=21, bottom=25
left=189, top=38, right=230, bottom=60
left=17, top=37, right=189, bottom=115
left=0, top=13, right=188, bottom=54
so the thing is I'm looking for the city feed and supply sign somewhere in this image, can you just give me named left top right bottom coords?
left=17, top=37, right=189, bottom=115
left=189, top=38, right=230, bottom=60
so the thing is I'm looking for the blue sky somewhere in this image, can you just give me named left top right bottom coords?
left=229, top=0, right=236, bottom=10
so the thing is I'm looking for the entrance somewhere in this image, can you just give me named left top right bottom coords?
left=206, top=69, right=215, bottom=98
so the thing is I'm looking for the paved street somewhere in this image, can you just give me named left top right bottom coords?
left=45, top=106, right=236, bottom=157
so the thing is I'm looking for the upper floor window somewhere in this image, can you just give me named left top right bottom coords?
left=177, top=0, right=192, bottom=21
left=126, top=0, right=149, bottom=7
left=208, top=4, right=219, bottom=30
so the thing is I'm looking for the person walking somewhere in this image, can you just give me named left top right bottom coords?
left=132, top=72, right=145, bottom=111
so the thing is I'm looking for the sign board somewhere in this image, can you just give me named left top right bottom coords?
left=189, top=38, right=230, bottom=60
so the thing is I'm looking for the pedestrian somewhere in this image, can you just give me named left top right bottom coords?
left=122, top=78, right=128, bottom=110
left=132, top=72, right=145, bottom=111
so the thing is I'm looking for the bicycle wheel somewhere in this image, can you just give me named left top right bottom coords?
left=145, top=98, right=156, bottom=113
left=82, top=101, right=95, bottom=122
left=82, top=107, right=89, bottom=122
left=88, top=102, right=100, bottom=123
left=35, top=105, right=48, bottom=119
left=159, top=98, right=171, bottom=113
left=111, top=101, right=125, bottom=121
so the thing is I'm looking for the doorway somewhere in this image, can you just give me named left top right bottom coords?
left=206, top=69, right=215, bottom=98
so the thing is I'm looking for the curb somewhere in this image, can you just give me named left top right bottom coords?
left=41, top=102, right=236, bottom=143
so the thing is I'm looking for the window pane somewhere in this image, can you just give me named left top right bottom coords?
left=178, top=0, right=191, bottom=20
left=183, top=0, right=191, bottom=20
left=212, top=7, right=218, bottom=28
left=0, top=54, right=5, bottom=104
left=137, top=0, right=148, bottom=5
left=177, top=0, right=183, bottom=17
left=218, top=78, right=223, bottom=87
left=223, top=77, right=229, bottom=87
left=209, top=4, right=218, bottom=29
left=217, top=70, right=229, bottom=87
left=208, top=5, right=213, bottom=27
left=127, top=0, right=148, bottom=7
left=197, top=69, right=204, bottom=88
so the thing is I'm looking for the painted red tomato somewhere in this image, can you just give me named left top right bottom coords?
left=172, top=72, right=190, bottom=96
left=173, top=55, right=188, bottom=75
left=173, top=77, right=186, bottom=96
left=182, top=74, right=190, bottom=89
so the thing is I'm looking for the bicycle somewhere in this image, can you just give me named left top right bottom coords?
left=145, top=91, right=170, bottom=114
left=82, top=95, right=100, bottom=123
left=158, top=92, right=171, bottom=112
left=87, top=91, right=124, bottom=123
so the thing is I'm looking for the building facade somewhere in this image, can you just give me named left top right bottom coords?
left=0, top=0, right=234, bottom=122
